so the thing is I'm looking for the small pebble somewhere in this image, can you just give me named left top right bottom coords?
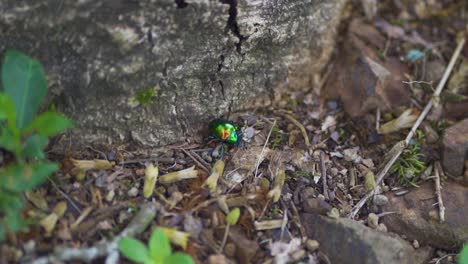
left=23, top=240, right=36, bottom=255
left=327, top=208, right=340, bottom=219
left=106, top=190, right=115, bottom=202
left=373, top=194, right=389, bottom=206
left=208, top=254, right=227, bottom=264
left=290, top=249, right=306, bottom=262
left=412, top=240, right=420, bottom=249
left=367, top=213, right=379, bottom=229
left=306, top=240, right=320, bottom=252
left=127, top=187, right=138, bottom=197
left=377, top=223, right=387, bottom=232
left=362, top=158, right=374, bottom=168
left=330, top=167, right=339, bottom=177
left=224, top=243, right=236, bottom=258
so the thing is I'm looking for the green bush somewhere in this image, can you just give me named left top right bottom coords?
left=0, top=50, right=73, bottom=241
left=460, top=244, right=468, bottom=264
left=119, top=228, right=194, bottom=264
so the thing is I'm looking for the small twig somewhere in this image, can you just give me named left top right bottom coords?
left=434, top=162, right=445, bottom=223
left=279, top=205, right=288, bottom=240
left=48, top=177, right=81, bottom=214
left=31, top=202, right=158, bottom=264
left=348, top=37, right=465, bottom=219
left=118, top=157, right=175, bottom=166
left=87, top=145, right=108, bottom=160
left=434, top=253, right=458, bottom=264
left=319, top=151, right=329, bottom=200
left=283, top=114, right=310, bottom=147
left=258, top=199, right=271, bottom=220
left=218, top=224, right=230, bottom=253
left=376, top=108, right=381, bottom=131
left=182, top=149, right=210, bottom=173
left=402, top=80, right=433, bottom=86
left=254, top=119, right=277, bottom=178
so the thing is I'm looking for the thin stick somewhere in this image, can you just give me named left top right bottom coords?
left=48, top=177, right=81, bottom=214
left=118, top=157, right=175, bottom=166
left=376, top=108, right=381, bottom=130
left=254, top=119, right=277, bottom=178
left=319, top=151, right=329, bottom=200
left=284, top=114, right=310, bottom=146
left=218, top=224, right=230, bottom=253
left=182, top=149, right=210, bottom=173
left=31, top=202, right=158, bottom=264
left=348, top=37, right=465, bottom=219
left=434, top=162, right=445, bottom=223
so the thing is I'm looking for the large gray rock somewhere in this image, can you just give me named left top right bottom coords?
left=442, top=118, right=468, bottom=177
left=301, top=213, right=432, bottom=264
left=382, top=181, right=468, bottom=250
left=0, top=0, right=347, bottom=147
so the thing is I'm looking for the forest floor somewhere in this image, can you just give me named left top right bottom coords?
left=2, top=0, right=468, bottom=263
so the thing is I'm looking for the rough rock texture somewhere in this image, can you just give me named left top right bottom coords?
left=442, top=118, right=468, bottom=177
left=323, top=19, right=411, bottom=117
left=301, top=213, right=432, bottom=264
left=0, top=0, right=347, bottom=147
left=382, top=181, right=468, bottom=250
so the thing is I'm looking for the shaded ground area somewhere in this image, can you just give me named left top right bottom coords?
left=1, top=0, right=468, bottom=263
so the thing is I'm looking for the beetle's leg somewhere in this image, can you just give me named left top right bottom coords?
left=204, top=135, right=217, bottom=142
left=219, top=143, right=226, bottom=160
left=235, top=132, right=246, bottom=148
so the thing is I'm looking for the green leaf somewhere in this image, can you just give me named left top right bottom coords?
left=118, top=238, right=152, bottom=264
left=0, top=93, right=17, bottom=129
left=165, top=253, right=194, bottom=264
left=0, top=225, right=5, bottom=242
left=0, top=162, right=58, bottom=192
left=26, top=111, right=73, bottom=136
left=0, top=127, right=21, bottom=154
left=226, top=208, right=240, bottom=225
left=1, top=50, right=48, bottom=129
left=460, top=244, right=468, bottom=264
left=23, top=134, right=48, bottom=159
left=5, top=208, right=27, bottom=232
left=149, top=228, right=172, bottom=263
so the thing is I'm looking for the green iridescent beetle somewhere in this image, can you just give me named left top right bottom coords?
left=209, top=119, right=240, bottom=145
left=208, top=119, right=243, bottom=159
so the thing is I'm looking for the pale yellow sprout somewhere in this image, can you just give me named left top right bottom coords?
left=203, top=160, right=225, bottom=194
left=70, top=159, right=115, bottom=181
left=160, top=227, right=190, bottom=249
left=159, top=166, right=199, bottom=184
left=40, top=201, right=67, bottom=236
left=378, top=109, right=417, bottom=134
left=268, top=169, right=286, bottom=203
left=71, top=159, right=114, bottom=170
left=254, top=219, right=284, bottom=230
left=143, top=163, right=159, bottom=198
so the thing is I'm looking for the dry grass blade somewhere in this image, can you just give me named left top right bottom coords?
left=254, top=119, right=277, bottom=178
left=434, top=162, right=445, bottom=223
left=284, top=114, right=310, bottom=146
left=159, top=166, right=199, bottom=184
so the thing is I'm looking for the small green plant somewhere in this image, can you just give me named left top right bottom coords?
left=0, top=50, right=73, bottom=241
left=459, top=244, right=468, bottom=264
left=119, top=228, right=194, bottom=264
left=270, top=125, right=285, bottom=150
left=134, top=87, right=157, bottom=105
left=390, top=142, right=426, bottom=187
left=293, top=170, right=313, bottom=180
